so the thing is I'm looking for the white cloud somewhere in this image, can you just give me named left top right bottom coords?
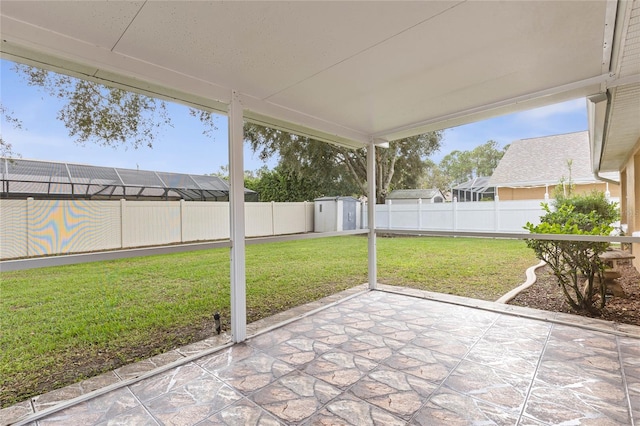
left=514, top=98, right=586, bottom=121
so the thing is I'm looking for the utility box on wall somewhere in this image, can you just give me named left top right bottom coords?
left=314, top=196, right=359, bottom=232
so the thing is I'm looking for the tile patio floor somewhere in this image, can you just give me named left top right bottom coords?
left=3, top=285, right=639, bottom=425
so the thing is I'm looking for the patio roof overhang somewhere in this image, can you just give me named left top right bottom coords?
left=0, top=1, right=626, bottom=148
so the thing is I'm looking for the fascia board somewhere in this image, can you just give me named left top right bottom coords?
left=376, top=75, right=611, bottom=142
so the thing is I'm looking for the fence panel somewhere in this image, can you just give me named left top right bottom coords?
left=456, top=202, right=495, bottom=232
left=28, top=199, right=121, bottom=256
left=245, top=202, right=274, bottom=237
left=273, top=202, right=308, bottom=235
left=421, top=203, right=454, bottom=231
left=182, top=201, right=230, bottom=241
left=373, top=199, right=550, bottom=233
left=121, top=200, right=180, bottom=248
left=388, top=204, right=419, bottom=230
left=0, top=199, right=28, bottom=259
left=498, top=200, right=544, bottom=232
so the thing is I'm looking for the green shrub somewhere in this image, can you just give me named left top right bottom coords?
left=524, top=191, right=619, bottom=313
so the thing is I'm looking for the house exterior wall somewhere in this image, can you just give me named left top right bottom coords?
left=496, top=183, right=620, bottom=201
left=621, top=139, right=640, bottom=270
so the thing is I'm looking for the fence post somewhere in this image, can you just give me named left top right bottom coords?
left=364, top=201, right=368, bottom=230
left=120, top=199, right=126, bottom=249
left=417, top=198, right=423, bottom=230
left=180, top=199, right=185, bottom=243
left=302, top=201, right=306, bottom=232
left=386, top=199, right=392, bottom=229
left=271, top=201, right=276, bottom=236
left=452, top=197, right=458, bottom=232
left=26, top=197, right=33, bottom=257
left=494, top=196, right=500, bottom=232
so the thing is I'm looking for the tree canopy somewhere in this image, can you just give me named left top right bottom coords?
left=13, top=64, right=172, bottom=150
left=244, top=123, right=442, bottom=203
left=421, top=140, right=508, bottom=191
left=7, top=63, right=443, bottom=203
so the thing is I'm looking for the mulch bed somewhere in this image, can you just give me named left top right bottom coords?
left=509, top=261, right=640, bottom=327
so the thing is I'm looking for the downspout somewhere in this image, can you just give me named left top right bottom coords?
left=587, top=92, right=619, bottom=185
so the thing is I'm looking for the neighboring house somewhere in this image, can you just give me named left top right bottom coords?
left=452, top=176, right=495, bottom=202
left=386, top=189, right=445, bottom=204
left=488, top=131, right=620, bottom=201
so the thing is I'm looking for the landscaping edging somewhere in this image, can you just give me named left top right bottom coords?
left=495, top=260, right=547, bottom=304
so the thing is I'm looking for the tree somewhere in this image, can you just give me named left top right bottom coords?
left=0, top=104, right=23, bottom=158
left=419, top=159, right=451, bottom=192
left=12, top=64, right=172, bottom=149
left=245, top=123, right=442, bottom=204
left=438, top=140, right=508, bottom=187
left=9, top=64, right=442, bottom=203
left=524, top=191, right=619, bottom=313
left=247, top=165, right=334, bottom=202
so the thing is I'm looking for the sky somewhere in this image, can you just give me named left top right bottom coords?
left=1, top=58, right=588, bottom=176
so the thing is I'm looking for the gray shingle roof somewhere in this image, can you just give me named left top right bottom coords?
left=387, top=189, right=443, bottom=200
left=488, top=131, right=615, bottom=187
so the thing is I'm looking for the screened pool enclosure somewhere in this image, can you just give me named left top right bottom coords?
left=0, top=158, right=258, bottom=201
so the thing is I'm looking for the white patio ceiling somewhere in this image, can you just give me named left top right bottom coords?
left=0, top=1, right=624, bottom=146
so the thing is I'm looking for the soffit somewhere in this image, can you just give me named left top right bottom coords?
left=0, top=1, right=612, bottom=148
left=601, top=1, right=640, bottom=172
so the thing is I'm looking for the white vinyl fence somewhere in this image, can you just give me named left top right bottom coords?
left=366, top=199, right=549, bottom=233
left=2, top=197, right=617, bottom=260
left=0, top=199, right=313, bottom=260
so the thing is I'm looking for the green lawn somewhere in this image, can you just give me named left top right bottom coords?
left=0, top=236, right=537, bottom=407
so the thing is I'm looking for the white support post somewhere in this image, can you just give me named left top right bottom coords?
left=417, top=198, right=423, bottom=230
left=367, top=143, right=377, bottom=290
left=229, top=90, right=247, bottom=343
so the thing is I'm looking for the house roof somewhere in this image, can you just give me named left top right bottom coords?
left=488, top=131, right=618, bottom=188
left=387, top=189, right=443, bottom=200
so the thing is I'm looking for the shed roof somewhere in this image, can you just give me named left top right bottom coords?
left=387, top=189, right=443, bottom=200
left=488, top=132, right=618, bottom=188
left=314, top=196, right=359, bottom=202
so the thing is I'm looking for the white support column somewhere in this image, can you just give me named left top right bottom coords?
left=229, top=90, right=247, bottom=343
left=367, top=143, right=377, bottom=290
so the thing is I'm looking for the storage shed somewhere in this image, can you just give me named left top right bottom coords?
left=314, top=196, right=359, bottom=232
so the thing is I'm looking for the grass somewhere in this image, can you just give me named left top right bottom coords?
left=0, top=235, right=537, bottom=407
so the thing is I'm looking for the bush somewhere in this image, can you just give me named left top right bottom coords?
left=524, top=191, right=619, bottom=313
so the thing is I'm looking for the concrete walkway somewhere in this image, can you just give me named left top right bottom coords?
left=3, top=285, right=639, bottom=425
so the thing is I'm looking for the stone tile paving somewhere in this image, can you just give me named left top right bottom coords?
left=3, top=284, right=639, bottom=425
